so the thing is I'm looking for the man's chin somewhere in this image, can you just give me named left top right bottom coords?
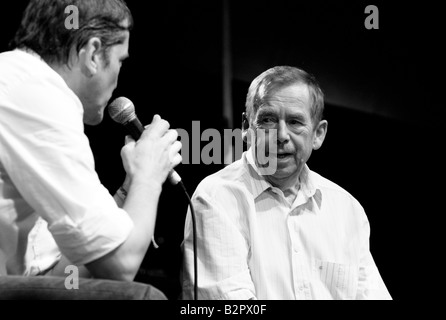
left=270, top=164, right=299, bottom=180
left=83, top=113, right=104, bottom=126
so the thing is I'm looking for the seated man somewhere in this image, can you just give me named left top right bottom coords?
left=182, top=66, right=391, bottom=300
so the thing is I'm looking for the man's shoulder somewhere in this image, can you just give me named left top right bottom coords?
left=0, top=50, right=43, bottom=74
left=310, top=169, right=360, bottom=204
left=0, top=50, right=19, bottom=64
left=194, top=157, right=249, bottom=197
left=0, top=50, right=81, bottom=121
left=1, top=50, right=56, bottom=94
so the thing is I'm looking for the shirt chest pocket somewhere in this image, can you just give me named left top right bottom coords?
left=314, top=260, right=359, bottom=299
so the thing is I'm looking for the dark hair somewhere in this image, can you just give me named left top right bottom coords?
left=245, top=66, right=325, bottom=125
left=10, top=0, right=133, bottom=66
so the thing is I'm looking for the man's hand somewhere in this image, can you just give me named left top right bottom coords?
left=120, top=114, right=182, bottom=187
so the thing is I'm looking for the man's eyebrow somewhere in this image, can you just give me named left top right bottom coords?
left=256, top=108, right=277, bottom=117
left=288, top=114, right=307, bottom=123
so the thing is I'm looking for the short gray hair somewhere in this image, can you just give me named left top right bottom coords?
left=245, top=66, right=324, bottom=126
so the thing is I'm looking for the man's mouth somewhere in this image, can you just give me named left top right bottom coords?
left=276, top=153, right=293, bottom=159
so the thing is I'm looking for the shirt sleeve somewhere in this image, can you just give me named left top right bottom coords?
left=355, top=208, right=392, bottom=300
left=0, top=77, right=133, bottom=266
left=182, top=182, right=257, bottom=300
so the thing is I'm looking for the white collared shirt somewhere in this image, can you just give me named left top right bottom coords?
left=0, top=50, right=133, bottom=275
left=182, top=148, right=391, bottom=300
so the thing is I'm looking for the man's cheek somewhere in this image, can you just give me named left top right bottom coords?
left=255, top=129, right=277, bottom=175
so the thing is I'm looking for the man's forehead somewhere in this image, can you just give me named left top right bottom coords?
left=256, top=104, right=309, bottom=118
left=268, top=83, right=309, bottom=100
left=260, top=84, right=310, bottom=108
left=263, top=94, right=308, bottom=105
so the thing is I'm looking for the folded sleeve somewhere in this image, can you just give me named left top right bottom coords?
left=0, top=80, right=133, bottom=266
left=355, top=209, right=392, bottom=300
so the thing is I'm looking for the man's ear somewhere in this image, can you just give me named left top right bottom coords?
left=312, top=120, right=328, bottom=150
left=241, top=112, right=249, bottom=142
left=78, top=37, right=102, bottom=77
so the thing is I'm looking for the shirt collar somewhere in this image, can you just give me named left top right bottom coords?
left=244, top=147, right=321, bottom=205
left=298, top=163, right=318, bottom=200
left=244, top=148, right=271, bottom=199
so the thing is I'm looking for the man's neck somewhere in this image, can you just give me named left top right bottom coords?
left=48, top=61, right=82, bottom=97
left=283, top=186, right=300, bottom=206
left=265, top=175, right=301, bottom=205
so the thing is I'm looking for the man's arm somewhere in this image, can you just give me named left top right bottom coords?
left=41, top=176, right=131, bottom=278
left=84, top=115, right=181, bottom=281
left=182, top=185, right=257, bottom=300
left=356, top=218, right=392, bottom=300
left=27, top=116, right=180, bottom=281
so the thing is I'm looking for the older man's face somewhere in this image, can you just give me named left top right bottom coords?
left=253, top=83, right=326, bottom=189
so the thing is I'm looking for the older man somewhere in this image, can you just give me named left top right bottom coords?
left=182, top=66, right=391, bottom=300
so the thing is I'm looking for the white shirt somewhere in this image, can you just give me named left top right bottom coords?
left=182, top=148, right=391, bottom=300
left=0, top=50, right=133, bottom=275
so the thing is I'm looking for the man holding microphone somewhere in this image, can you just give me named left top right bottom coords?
left=0, top=0, right=181, bottom=299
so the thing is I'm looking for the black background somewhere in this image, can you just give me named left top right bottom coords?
left=1, top=0, right=443, bottom=301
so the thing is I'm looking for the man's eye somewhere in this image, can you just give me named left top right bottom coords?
left=261, top=117, right=275, bottom=124
left=289, top=119, right=303, bottom=126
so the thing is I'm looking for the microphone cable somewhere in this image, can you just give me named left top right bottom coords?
left=178, top=180, right=198, bottom=301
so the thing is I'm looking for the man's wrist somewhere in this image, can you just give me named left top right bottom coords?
left=118, top=185, right=128, bottom=197
left=128, top=179, right=163, bottom=196
left=114, top=185, right=128, bottom=206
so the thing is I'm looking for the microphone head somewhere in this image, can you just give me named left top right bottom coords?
left=108, top=97, right=136, bottom=124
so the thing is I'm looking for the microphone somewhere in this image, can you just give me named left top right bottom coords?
left=108, top=97, right=182, bottom=185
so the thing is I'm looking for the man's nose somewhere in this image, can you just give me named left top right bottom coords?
left=277, top=120, right=290, bottom=144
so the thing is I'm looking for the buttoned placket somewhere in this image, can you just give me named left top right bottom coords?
left=287, top=208, right=313, bottom=299
left=270, top=187, right=313, bottom=299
